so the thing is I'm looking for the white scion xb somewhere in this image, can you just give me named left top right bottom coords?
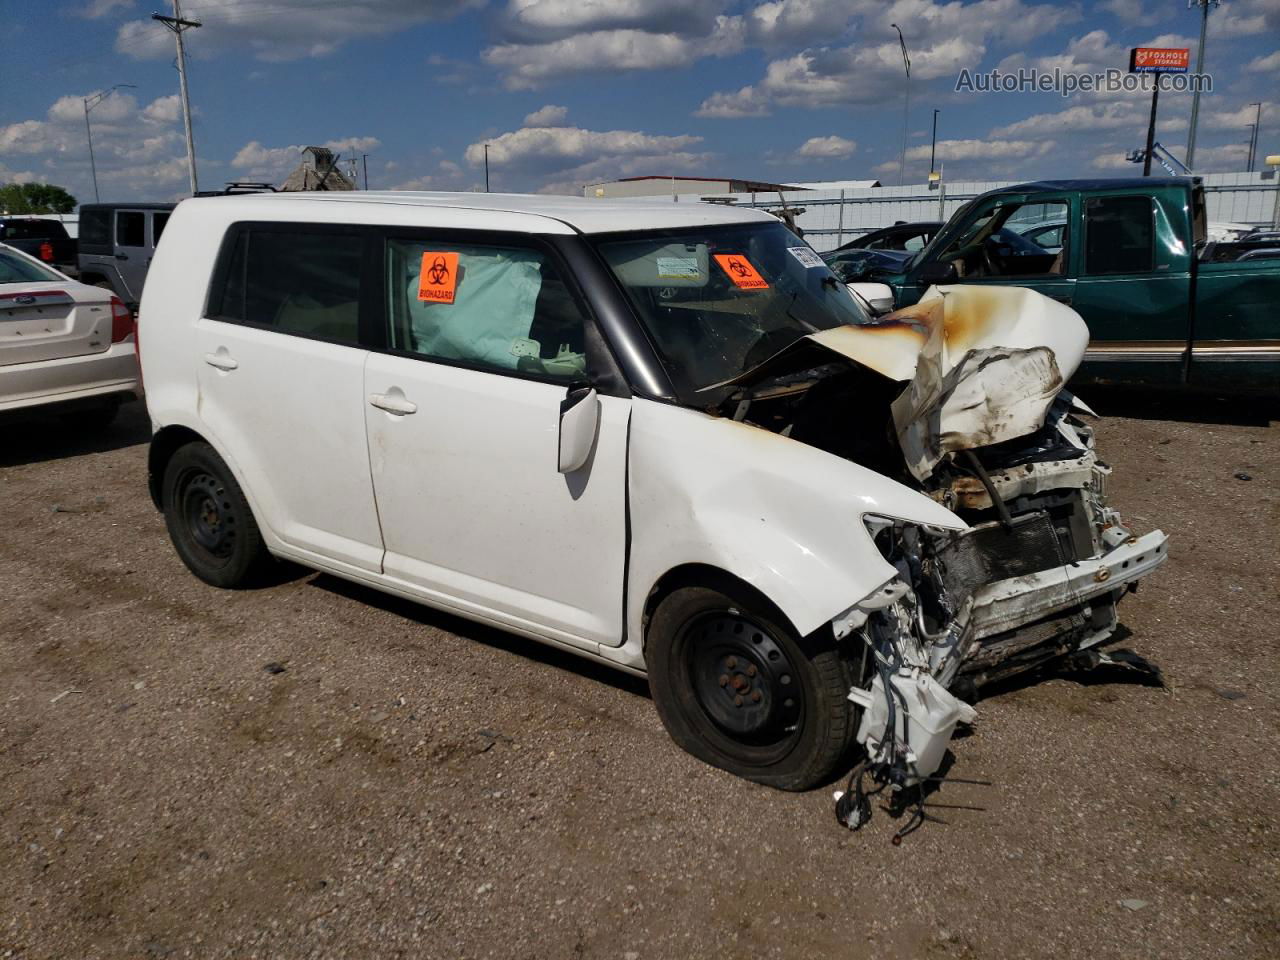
left=141, top=193, right=1166, bottom=791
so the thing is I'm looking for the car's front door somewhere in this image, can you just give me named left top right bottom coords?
left=363, top=233, right=630, bottom=649
left=195, top=223, right=384, bottom=572
left=947, top=197, right=1077, bottom=307
left=113, top=209, right=151, bottom=301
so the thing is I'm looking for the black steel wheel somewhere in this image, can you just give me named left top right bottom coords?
left=162, top=441, right=270, bottom=588
left=647, top=582, right=859, bottom=791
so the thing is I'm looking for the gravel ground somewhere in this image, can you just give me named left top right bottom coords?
left=1, top=395, right=1277, bottom=960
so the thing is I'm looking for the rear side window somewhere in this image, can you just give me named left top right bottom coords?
left=1085, top=196, right=1154, bottom=275
left=80, top=209, right=111, bottom=248
left=209, top=226, right=363, bottom=345
left=1, top=220, right=67, bottom=240
left=385, top=238, right=588, bottom=382
left=116, top=211, right=146, bottom=247
left=153, top=212, right=170, bottom=243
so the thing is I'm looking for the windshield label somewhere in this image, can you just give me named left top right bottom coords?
left=787, top=246, right=824, bottom=268
left=656, top=256, right=701, bottom=279
left=417, top=251, right=459, bottom=304
left=713, top=254, right=769, bottom=289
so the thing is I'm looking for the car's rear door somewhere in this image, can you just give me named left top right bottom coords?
left=362, top=230, right=630, bottom=649
left=194, top=223, right=384, bottom=572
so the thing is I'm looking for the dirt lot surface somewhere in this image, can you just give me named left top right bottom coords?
left=2, top=396, right=1277, bottom=960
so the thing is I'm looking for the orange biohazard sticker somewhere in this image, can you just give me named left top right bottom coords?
left=418, top=252, right=459, bottom=303
left=713, top=254, right=769, bottom=290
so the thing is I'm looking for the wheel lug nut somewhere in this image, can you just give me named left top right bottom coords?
left=751, top=691, right=762, bottom=703
left=734, top=695, right=744, bottom=707
left=719, top=674, right=729, bottom=687
left=746, top=664, right=757, bottom=677
left=780, top=674, right=791, bottom=686
left=726, top=656, right=738, bottom=669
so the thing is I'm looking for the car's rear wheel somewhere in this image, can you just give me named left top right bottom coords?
left=647, top=584, right=859, bottom=791
left=162, top=442, right=270, bottom=588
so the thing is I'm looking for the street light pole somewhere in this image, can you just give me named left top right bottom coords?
left=930, top=108, right=939, bottom=175
left=484, top=144, right=490, bottom=192
left=1185, top=0, right=1219, bottom=171
left=82, top=84, right=135, bottom=204
left=891, top=24, right=911, bottom=186
left=1247, top=102, right=1262, bottom=172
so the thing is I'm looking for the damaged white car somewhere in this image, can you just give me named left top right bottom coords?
left=141, top=194, right=1167, bottom=798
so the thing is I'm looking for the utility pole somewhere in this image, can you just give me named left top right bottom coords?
left=152, top=1, right=201, bottom=195
left=891, top=24, right=911, bottom=186
left=1185, top=0, right=1219, bottom=171
left=82, top=84, right=134, bottom=203
left=362, top=153, right=369, bottom=190
left=484, top=144, right=490, bottom=192
left=929, top=108, right=939, bottom=176
left=1246, top=102, right=1261, bottom=172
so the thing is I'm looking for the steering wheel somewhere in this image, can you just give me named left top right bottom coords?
left=981, top=236, right=1004, bottom=276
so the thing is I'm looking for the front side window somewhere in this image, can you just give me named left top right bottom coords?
left=153, top=212, right=170, bottom=243
left=594, top=221, right=870, bottom=395
left=385, top=239, right=588, bottom=382
left=934, top=199, right=1068, bottom=279
left=1085, top=196, right=1154, bottom=275
left=116, top=211, right=145, bottom=247
left=209, top=227, right=363, bottom=344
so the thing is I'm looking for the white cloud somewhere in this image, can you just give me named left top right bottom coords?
left=484, top=17, right=744, bottom=88
left=1097, top=0, right=1158, bottom=26
left=524, top=104, right=569, bottom=126
left=463, top=123, right=711, bottom=193
left=115, top=0, right=484, bottom=62
left=796, top=135, right=857, bottom=159
left=500, top=0, right=728, bottom=39
left=142, top=94, right=181, bottom=125
left=79, top=0, right=134, bottom=17
left=993, top=102, right=1186, bottom=139
left=0, top=90, right=188, bottom=201
left=1248, top=49, right=1280, bottom=71
left=695, top=86, right=770, bottom=118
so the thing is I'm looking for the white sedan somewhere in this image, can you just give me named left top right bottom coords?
left=0, top=242, right=140, bottom=427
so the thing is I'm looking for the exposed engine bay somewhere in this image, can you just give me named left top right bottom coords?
left=709, top=285, right=1170, bottom=832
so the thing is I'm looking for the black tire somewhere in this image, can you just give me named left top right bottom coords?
left=647, top=584, right=859, bottom=791
left=162, top=441, right=271, bottom=588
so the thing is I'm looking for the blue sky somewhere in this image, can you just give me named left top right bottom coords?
left=2, top=0, right=1277, bottom=204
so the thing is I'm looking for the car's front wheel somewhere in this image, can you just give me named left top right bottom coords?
left=162, top=441, right=271, bottom=588
left=646, top=583, right=860, bottom=791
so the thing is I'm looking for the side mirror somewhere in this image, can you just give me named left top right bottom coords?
left=916, top=260, right=957, bottom=284
left=558, top=384, right=600, bottom=474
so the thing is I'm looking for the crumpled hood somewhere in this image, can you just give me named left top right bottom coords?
left=713, top=284, right=1090, bottom=481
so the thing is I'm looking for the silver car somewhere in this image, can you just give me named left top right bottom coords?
left=0, top=242, right=140, bottom=427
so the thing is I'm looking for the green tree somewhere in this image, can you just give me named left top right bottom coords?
left=0, top=183, right=78, bottom=214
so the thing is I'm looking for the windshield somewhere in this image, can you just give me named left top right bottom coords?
left=594, top=221, right=871, bottom=395
left=0, top=249, right=62, bottom=283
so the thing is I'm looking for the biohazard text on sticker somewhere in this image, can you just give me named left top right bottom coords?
left=713, top=254, right=769, bottom=289
left=418, top=252, right=459, bottom=304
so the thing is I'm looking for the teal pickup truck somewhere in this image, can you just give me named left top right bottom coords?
left=869, top=178, right=1279, bottom=395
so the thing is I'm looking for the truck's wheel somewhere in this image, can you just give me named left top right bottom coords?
left=162, top=442, right=271, bottom=589
left=646, top=584, right=858, bottom=791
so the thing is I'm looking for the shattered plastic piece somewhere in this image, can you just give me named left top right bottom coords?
left=849, top=670, right=977, bottom=786
left=1119, top=899, right=1149, bottom=911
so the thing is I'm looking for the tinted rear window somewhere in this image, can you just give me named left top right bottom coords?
left=209, top=226, right=363, bottom=344
left=1085, top=196, right=1154, bottom=275
left=1, top=220, right=67, bottom=240
left=153, top=212, right=170, bottom=243
left=117, top=211, right=146, bottom=247
left=80, top=209, right=111, bottom=247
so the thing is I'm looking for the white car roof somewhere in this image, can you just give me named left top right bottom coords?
left=180, top=190, right=780, bottom=235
